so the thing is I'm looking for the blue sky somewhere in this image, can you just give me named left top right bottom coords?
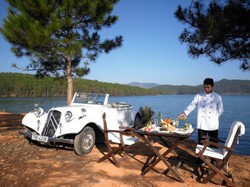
left=0, top=0, right=249, bottom=86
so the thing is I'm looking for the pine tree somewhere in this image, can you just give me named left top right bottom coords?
left=175, top=0, right=250, bottom=71
left=1, top=0, right=122, bottom=105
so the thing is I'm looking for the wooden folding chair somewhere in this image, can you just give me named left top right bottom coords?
left=97, top=112, right=139, bottom=167
left=195, top=121, right=245, bottom=187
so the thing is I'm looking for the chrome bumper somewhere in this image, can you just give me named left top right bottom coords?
left=19, top=130, right=74, bottom=145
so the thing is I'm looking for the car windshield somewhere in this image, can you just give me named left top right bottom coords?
left=72, top=92, right=107, bottom=104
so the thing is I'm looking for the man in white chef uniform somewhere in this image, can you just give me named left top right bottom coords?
left=178, top=78, right=224, bottom=164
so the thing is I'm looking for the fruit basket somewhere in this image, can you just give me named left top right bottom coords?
left=160, top=118, right=179, bottom=131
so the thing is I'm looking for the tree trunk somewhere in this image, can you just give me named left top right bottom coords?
left=66, top=56, right=73, bottom=106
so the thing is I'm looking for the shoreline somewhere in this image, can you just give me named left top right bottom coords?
left=1, top=111, right=249, bottom=156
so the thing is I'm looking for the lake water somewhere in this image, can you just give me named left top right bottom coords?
left=0, top=95, right=249, bottom=156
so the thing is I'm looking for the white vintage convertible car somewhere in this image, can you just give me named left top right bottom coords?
left=20, top=92, right=142, bottom=155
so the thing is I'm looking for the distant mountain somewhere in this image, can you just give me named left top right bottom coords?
left=1, top=73, right=249, bottom=96
left=129, top=79, right=250, bottom=94
left=128, top=82, right=161, bottom=89
left=214, top=79, right=250, bottom=94
left=152, top=84, right=200, bottom=94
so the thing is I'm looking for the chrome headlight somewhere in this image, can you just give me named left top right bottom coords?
left=33, top=107, right=44, bottom=117
left=65, top=111, right=73, bottom=122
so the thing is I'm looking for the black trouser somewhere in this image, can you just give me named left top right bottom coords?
left=197, top=129, right=218, bottom=165
left=198, top=129, right=218, bottom=146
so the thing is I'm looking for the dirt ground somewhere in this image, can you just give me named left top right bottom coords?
left=0, top=112, right=250, bottom=187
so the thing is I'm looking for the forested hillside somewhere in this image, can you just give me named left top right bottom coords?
left=0, top=73, right=249, bottom=97
left=152, top=79, right=250, bottom=94
left=0, top=73, right=158, bottom=97
left=214, top=79, right=250, bottom=94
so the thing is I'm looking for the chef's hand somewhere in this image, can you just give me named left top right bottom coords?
left=178, top=112, right=187, bottom=120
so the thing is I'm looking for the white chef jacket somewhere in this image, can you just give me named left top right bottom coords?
left=184, top=91, right=224, bottom=131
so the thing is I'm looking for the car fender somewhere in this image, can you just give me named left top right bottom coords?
left=22, top=112, right=48, bottom=134
left=54, top=112, right=103, bottom=136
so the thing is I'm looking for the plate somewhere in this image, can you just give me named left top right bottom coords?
left=175, top=130, right=188, bottom=134
left=175, top=128, right=194, bottom=134
left=159, top=126, right=176, bottom=131
left=139, top=127, right=159, bottom=132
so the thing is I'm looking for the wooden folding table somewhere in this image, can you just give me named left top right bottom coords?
left=134, top=128, right=194, bottom=183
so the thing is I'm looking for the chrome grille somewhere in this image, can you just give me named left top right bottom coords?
left=42, top=110, right=61, bottom=137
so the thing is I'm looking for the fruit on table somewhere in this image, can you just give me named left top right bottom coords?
left=161, top=118, right=173, bottom=125
left=160, top=124, right=175, bottom=131
left=160, top=118, right=178, bottom=126
left=143, top=121, right=153, bottom=131
left=160, top=118, right=177, bottom=131
left=171, top=120, right=179, bottom=126
left=184, top=123, right=191, bottom=130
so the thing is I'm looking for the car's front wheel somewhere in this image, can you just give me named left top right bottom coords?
left=74, top=126, right=95, bottom=156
